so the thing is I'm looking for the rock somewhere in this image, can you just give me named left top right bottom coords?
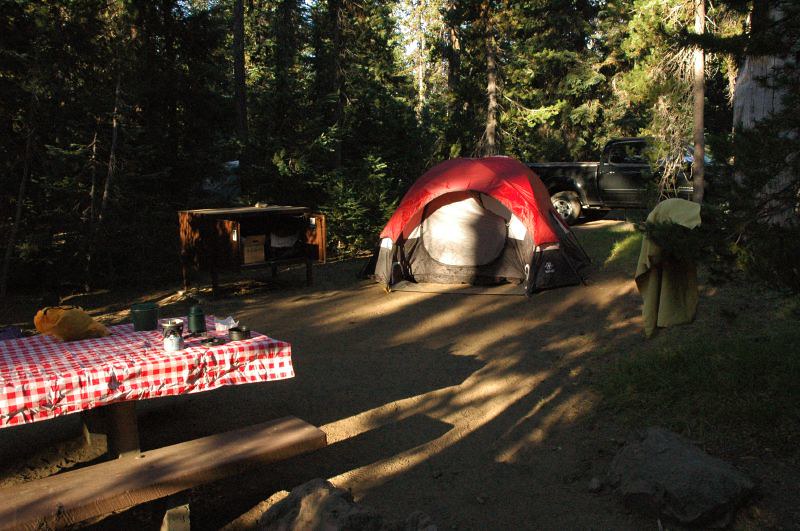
left=403, top=511, right=436, bottom=531
left=256, top=478, right=436, bottom=531
left=588, top=477, right=602, bottom=493
left=607, top=427, right=753, bottom=527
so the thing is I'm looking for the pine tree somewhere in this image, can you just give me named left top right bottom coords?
left=501, top=0, right=606, bottom=161
left=233, top=0, right=249, bottom=149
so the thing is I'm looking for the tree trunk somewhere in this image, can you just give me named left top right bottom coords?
left=414, top=0, right=426, bottom=119
left=445, top=11, right=460, bottom=96
left=99, top=73, right=121, bottom=225
left=0, top=103, right=35, bottom=298
left=733, top=2, right=785, bottom=129
left=480, top=2, right=499, bottom=157
left=733, top=3, right=793, bottom=225
left=162, top=0, right=178, bottom=157
left=89, top=129, right=98, bottom=223
left=444, top=1, right=461, bottom=156
left=330, top=0, right=344, bottom=169
left=85, top=129, right=99, bottom=291
left=691, top=0, right=705, bottom=204
left=85, top=73, right=121, bottom=289
left=274, top=0, right=298, bottom=139
left=233, top=0, right=249, bottom=147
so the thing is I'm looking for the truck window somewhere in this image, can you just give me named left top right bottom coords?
left=606, top=142, right=646, bottom=164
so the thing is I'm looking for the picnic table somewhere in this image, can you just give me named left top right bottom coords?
left=0, top=316, right=326, bottom=529
left=0, top=316, right=293, bottom=452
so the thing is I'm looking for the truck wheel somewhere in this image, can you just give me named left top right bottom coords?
left=551, top=191, right=581, bottom=224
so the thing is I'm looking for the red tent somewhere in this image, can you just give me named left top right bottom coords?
left=367, top=156, right=590, bottom=295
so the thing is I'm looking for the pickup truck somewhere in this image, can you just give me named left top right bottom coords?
left=528, top=137, right=695, bottom=224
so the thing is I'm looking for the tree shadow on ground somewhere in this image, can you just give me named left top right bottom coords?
left=7, top=222, right=777, bottom=530
left=130, top=248, right=648, bottom=529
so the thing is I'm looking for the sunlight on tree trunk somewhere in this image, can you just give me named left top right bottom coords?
left=483, top=35, right=499, bottom=156
left=479, top=2, right=499, bottom=157
left=734, top=55, right=787, bottom=129
left=415, top=1, right=426, bottom=119
left=444, top=1, right=461, bottom=156
left=733, top=3, right=794, bottom=226
left=692, top=0, right=705, bottom=204
left=733, top=2, right=786, bottom=130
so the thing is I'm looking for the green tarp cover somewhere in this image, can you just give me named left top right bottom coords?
left=635, top=198, right=702, bottom=338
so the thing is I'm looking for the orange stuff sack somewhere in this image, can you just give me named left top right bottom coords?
left=34, top=306, right=110, bottom=341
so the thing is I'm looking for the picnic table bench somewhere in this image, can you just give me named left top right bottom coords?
left=0, top=317, right=326, bottom=529
left=0, top=416, right=326, bottom=530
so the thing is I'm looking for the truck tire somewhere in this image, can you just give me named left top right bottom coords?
left=551, top=191, right=581, bottom=224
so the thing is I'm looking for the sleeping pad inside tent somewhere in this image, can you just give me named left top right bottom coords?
left=364, top=156, right=591, bottom=295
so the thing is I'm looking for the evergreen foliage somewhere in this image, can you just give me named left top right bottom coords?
left=0, top=0, right=797, bottom=294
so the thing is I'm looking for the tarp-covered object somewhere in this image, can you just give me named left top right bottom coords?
left=366, top=157, right=591, bottom=294
left=636, top=198, right=702, bottom=337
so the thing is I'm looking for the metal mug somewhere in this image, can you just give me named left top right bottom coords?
left=161, top=318, right=184, bottom=339
left=228, top=326, right=250, bottom=341
left=188, top=305, right=206, bottom=334
left=131, top=302, right=159, bottom=331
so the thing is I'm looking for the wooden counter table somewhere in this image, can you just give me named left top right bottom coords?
left=178, top=205, right=327, bottom=293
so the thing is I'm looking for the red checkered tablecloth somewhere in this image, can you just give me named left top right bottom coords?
left=0, top=316, right=293, bottom=428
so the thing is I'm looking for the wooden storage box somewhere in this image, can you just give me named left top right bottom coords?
left=243, top=235, right=266, bottom=264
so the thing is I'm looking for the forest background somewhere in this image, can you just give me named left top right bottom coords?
left=1, top=0, right=798, bottom=295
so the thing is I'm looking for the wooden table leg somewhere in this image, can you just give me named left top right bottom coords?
left=107, top=401, right=140, bottom=458
left=81, top=408, right=107, bottom=447
left=81, top=401, right=140, bottom=459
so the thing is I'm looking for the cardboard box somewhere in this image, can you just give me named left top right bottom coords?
left=243, top=234, right=266, bottom=264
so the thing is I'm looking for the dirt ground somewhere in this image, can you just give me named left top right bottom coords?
left=1, top=220, right=798, bottom=530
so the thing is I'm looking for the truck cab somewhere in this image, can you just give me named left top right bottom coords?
left=598, top=138, right=654, bottom=206
left=529, top=137, right=697, bottom=224
left=598, top=138, right=694, bottom=207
